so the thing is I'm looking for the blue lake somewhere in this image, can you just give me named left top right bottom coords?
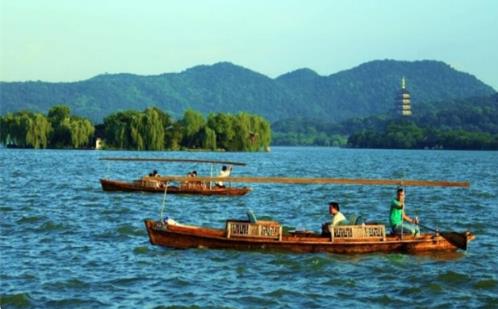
left=1, top=147, right=497, bottom=308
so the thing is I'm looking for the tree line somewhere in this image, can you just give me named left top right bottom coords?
left=273, top=93, right=498, bottom=149
left=0, top=105, right=271, bottom=151
left=0, top=105, right=94, bottom=149
left=348, top=121, right=498, bottom=150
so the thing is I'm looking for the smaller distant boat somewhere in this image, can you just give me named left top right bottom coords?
left=100, top=178, right=251, bottom=196
left=99, top=157, right=251, bottom=196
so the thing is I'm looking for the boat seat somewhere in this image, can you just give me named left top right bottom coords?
left=247, top=210, right=258, bottom=223
left=345, top=215, right=366, bottom=225
left=226, top=219, right=282, bottom=240
left=348, top=215, right=357, bottom=225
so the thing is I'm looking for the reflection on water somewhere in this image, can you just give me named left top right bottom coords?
left=1, top=147, right=497, bottom=308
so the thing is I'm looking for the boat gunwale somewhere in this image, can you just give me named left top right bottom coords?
left=147, top=220, right=452, bottom=247
left=100, top=178, right=251, bottom=195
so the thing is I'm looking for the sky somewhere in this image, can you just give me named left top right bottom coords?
left=1, top=0, right=497, bottom=89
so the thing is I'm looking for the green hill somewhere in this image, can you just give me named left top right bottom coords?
left=0, top=60, right=495, bottom=123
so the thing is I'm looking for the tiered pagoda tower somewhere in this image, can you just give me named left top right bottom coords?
left=396, top=77, right=412, bottom=116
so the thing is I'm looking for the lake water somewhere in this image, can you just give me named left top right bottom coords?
left=1, top=147, right=497, bottom=308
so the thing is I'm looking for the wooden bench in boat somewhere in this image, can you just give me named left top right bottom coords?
left=137, top=178, right=163, bottom=189
left=330, top=224, right=386, bottom=242
left=225, top=220, right=283, bottom=241
left=225, top=220, right=385, bottom=243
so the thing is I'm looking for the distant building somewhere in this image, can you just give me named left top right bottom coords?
left=95, top=138, right=103, bottom=150
left=396, top=77, right=412, bottom=116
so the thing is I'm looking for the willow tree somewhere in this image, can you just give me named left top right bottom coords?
left=254, top=115, right=271, bottom=151
left=165, top=122, right=183, bottom=150
left=103, top=108, right=170, bottom=150
left=129, top=112, right=145, bottom=150
left=229, top=113, right=252, bottom=151
left=0, top=112, right=52, bottom=148
left=200, top=126, right=217, bottom=150
left=180, top=109, right=206, bottom=148
left=104, top=111, right=133, bottom=149
left=26, top=113, right=52, bottom=148
left=48, top=105, right=73, bottom=147
left=141, top=107, right=166, bottom=150
left=0, top=112, right=29, bottom=146
left=207, top=113, right=235, bottom=150
left=69, top=118, right=95, bottom=148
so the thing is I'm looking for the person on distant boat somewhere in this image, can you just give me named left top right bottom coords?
left=184, top=170, right=196, bottom=188
left=215, top=165, right=232, bottom=188
left=185, top=170, right=205, bottom=189
left=143, top=169, right=161, bottom=188
left=389, top=188, right=420, bottom=236
left=329, top=202, right=347, bottom=227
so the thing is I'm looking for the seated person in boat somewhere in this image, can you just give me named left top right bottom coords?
left=215, top=165, right=232, bottom=188
left=329, top=202, right=347, bottom=227
left=184, top=170, right=206, bottom=189
left=148, top=169, right=159, bottom=177
left=142, top=169, right=162, bottom=188
left=321, top=202, right=348, bottom=235
left=389, top=188, right=420, bottom=236
left=183, top=170, right=196, bottom=188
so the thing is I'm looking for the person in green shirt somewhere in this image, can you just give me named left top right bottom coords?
left=390, top=188, right=420, bottom=236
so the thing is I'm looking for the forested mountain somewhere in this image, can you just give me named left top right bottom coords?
left=1, top=60, right=495, bottom=123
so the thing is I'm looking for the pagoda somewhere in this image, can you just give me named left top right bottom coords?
left=396, top=77, right=412, bottom=116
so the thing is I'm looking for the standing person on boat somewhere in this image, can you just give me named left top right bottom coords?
left=389, top=188, right=420, bottom=236
left=329, top=202, right=347, bottom=227
left=215, top=165, right=232, bottom=188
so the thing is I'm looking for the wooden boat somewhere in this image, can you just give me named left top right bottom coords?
left=100, top=157, right=251, bottom=196
left=144, top=217, right=475, bottom=254
left=143, top=175, right=472, bottom=254
left=100, top=178, right=251, bottom=196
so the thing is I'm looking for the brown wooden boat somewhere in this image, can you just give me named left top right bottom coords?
left=100, top=178, right=251, bottom=196
left=144, top=217, right=475, bottom=254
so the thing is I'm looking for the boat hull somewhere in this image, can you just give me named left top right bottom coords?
left=100, top=179, right=251, bottom=196
left=144, top=220, right=473, bottom=254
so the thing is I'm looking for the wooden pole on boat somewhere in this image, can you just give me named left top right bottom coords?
left=99, top=157, right=247, bottom=166
left=152, top=176, right=470, bottom=188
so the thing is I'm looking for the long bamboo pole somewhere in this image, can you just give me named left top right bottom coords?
left=150, top=176, right=469, bottom=188
left=100, top=157, right=247, bottom=166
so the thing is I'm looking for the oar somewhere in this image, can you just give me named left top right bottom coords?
left=418, top=223, right=469, bottom=250
left=152, top=176, right=470, bottom=188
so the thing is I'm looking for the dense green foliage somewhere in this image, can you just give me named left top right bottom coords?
left=272, top=116, right=385, bottom=146
left=102, top=108, right=271, bottom=151
left=47, top=105, right=95, bottom=148
left=348, top=121, right=498, bottom=150
left=274, top=94, right=498, bottom=150
left=103, top=107, right=170, bottom=150
left=0, top=111, right=52, bottom=148
left=1, top=60, right=494, bottom=123
left=0, top=105, right=272, bottom=151
left=0, top=105, right=94, bottom=149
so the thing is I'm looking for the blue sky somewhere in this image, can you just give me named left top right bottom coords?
left=1, top=0, right=497, bottom=89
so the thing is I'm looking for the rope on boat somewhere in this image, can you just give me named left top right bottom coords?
left=160, top=181, right=168, bottom=222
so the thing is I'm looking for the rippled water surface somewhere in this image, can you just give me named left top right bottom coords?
left=1, top=147, right=497, bottom=308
